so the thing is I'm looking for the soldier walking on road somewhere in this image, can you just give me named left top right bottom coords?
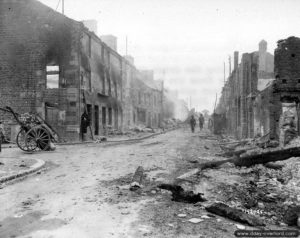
left=199, top=113, right=204, bottom=131
left=190, top=115, right=196, bottom=133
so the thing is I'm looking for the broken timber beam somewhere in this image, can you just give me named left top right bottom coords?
left=233, top=146, right=300, bottom=167
left=206, top=202, right=265, bottom=226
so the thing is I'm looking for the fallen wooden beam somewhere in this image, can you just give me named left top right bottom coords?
left=233, top=146, right=300, bottom=167
left=216, top=140, right=250, bottom=146
left=206, top=202, right=265, bottom=226
left=197, top=145, right=300, bottom=172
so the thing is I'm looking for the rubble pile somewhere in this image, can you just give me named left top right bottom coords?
left=162, top=118, right=182, bottom=129
left=216, top=158, right=300, bottom=226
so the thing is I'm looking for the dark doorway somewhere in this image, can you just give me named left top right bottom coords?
left=87, top=104, right=92, bottom=126
left=102, top=107, right=106, bottom=126
left=108, top=108, right=112, bottom=125
left=94, top=105, right=99, bottom=135
left=45, top=103, right=59, bottom=131
left=114, top=108, right=118, bottom=128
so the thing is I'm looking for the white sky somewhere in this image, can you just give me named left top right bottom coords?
left=40, top=0, right=300, bottom=113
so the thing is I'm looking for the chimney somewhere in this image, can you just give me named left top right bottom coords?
left=234, top=51, right=239, bottom=70
left=100, top=35, right=118, bottom=52
left=82, top=20, right=98, bottom=34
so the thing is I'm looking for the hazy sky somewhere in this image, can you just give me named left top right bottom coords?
left=40, top=0, right=300, bottom=112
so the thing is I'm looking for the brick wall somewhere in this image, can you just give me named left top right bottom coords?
left=0, top=0, right=82, bottom=142
left=271, top=37, right=300, bottom=140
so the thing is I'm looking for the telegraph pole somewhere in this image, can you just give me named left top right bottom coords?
left=228, top=56, right=231, bottom=77
left=62, top=0, right=64, bottom=14
left=223, top=61, right=225, bottom=85
left=126, top=36, right=128, bottom=55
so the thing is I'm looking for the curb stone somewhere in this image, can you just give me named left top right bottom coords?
left=0, top=159, right=45, bottom=183
left=59, top=127, right=179, bottom=146
left=0, top=128, right=179, bottom=184
left=1, top=127, right=180, bottom=148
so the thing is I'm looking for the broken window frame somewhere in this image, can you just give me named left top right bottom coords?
left=46, top=65, right=60, bottom=89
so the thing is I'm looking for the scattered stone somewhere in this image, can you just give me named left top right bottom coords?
left=257, top=202, right=265, bottom=209
left=188, top=160, right=198, bottom=164
left=283, top=205, right=300, bottom=226
left=236, top=224, right=246, bottom=230
left=150, top=190, right=157, bottom=194
left=279, top=222, right=288, bottom=227
left=200, top=215, right=210, bottom=219
left=121, top=211, right=130, bottom=215
left=188, top=218, right=203, bottom=224
left=219, top=162, right=235, bottom=168
left=177, top=214, right=187, bottom=218
left=167, top=223, right=175, bottom=228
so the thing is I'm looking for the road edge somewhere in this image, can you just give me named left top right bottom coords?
left=0, top=158, right=45, bottom=184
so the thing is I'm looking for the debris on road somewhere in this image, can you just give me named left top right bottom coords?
left=205, top=202, right=265, bottom=226
left=188, top=218, right=203, bottom=223
left=236, top=224, right=246, bottom=229
left=158, top=183, right=206, bottom=203
left=130, top=166, right=144, bottom=191
left=283, top=205, right=300, bottom=226
left=177, top=214, right=187, bottom=218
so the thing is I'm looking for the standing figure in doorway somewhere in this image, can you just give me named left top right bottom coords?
left=80, top=111, right=90, bottom=141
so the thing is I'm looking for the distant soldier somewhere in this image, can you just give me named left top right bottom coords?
left=208, top=117, right=213, bottom=131
left=190, top=115, right=196, bottom=133
left=199, top=113, right=205, bottom=130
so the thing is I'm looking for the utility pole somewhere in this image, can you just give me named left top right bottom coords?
left=228, top=55, right=231, bottom=77
left=161, top=78, right=164, bottom=128
left=223, top=61, right=225, bottom=85
left=62, top=0, right=64, bottom=14
left=126, top=36, right=128, bottom=55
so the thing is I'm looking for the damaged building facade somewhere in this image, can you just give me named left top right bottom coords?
left=217, top=37, right=300, bottom=142
left=0, top=0, right=163, bottom=142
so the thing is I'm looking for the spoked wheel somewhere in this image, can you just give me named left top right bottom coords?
left=16, top=128, right=37, bottom=152
left=25, top=126, right=51, bottom=151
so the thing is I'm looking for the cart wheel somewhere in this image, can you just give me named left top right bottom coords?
left=26, top=126, right=50, bottom=151
left=16, top=129, right=37, bottom=152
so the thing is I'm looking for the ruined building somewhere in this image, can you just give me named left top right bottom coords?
left=0, top=0, right=163, bottom=142
left=217, top=37, right=300, bottom=141
left=216, top=40, right=274, bottom=139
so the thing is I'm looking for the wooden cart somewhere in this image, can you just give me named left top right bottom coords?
left=0, top=106, right=59, bottom=152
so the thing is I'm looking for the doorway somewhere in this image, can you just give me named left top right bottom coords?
left=94, top=105, right=99, bottom=135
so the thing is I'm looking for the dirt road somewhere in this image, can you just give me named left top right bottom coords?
left=0, top=127, right=218, bottom=238
left=2, top=127, right=290, bottom=238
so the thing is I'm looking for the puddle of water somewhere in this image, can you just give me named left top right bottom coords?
left=0, top=211, right=66, bottom=237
